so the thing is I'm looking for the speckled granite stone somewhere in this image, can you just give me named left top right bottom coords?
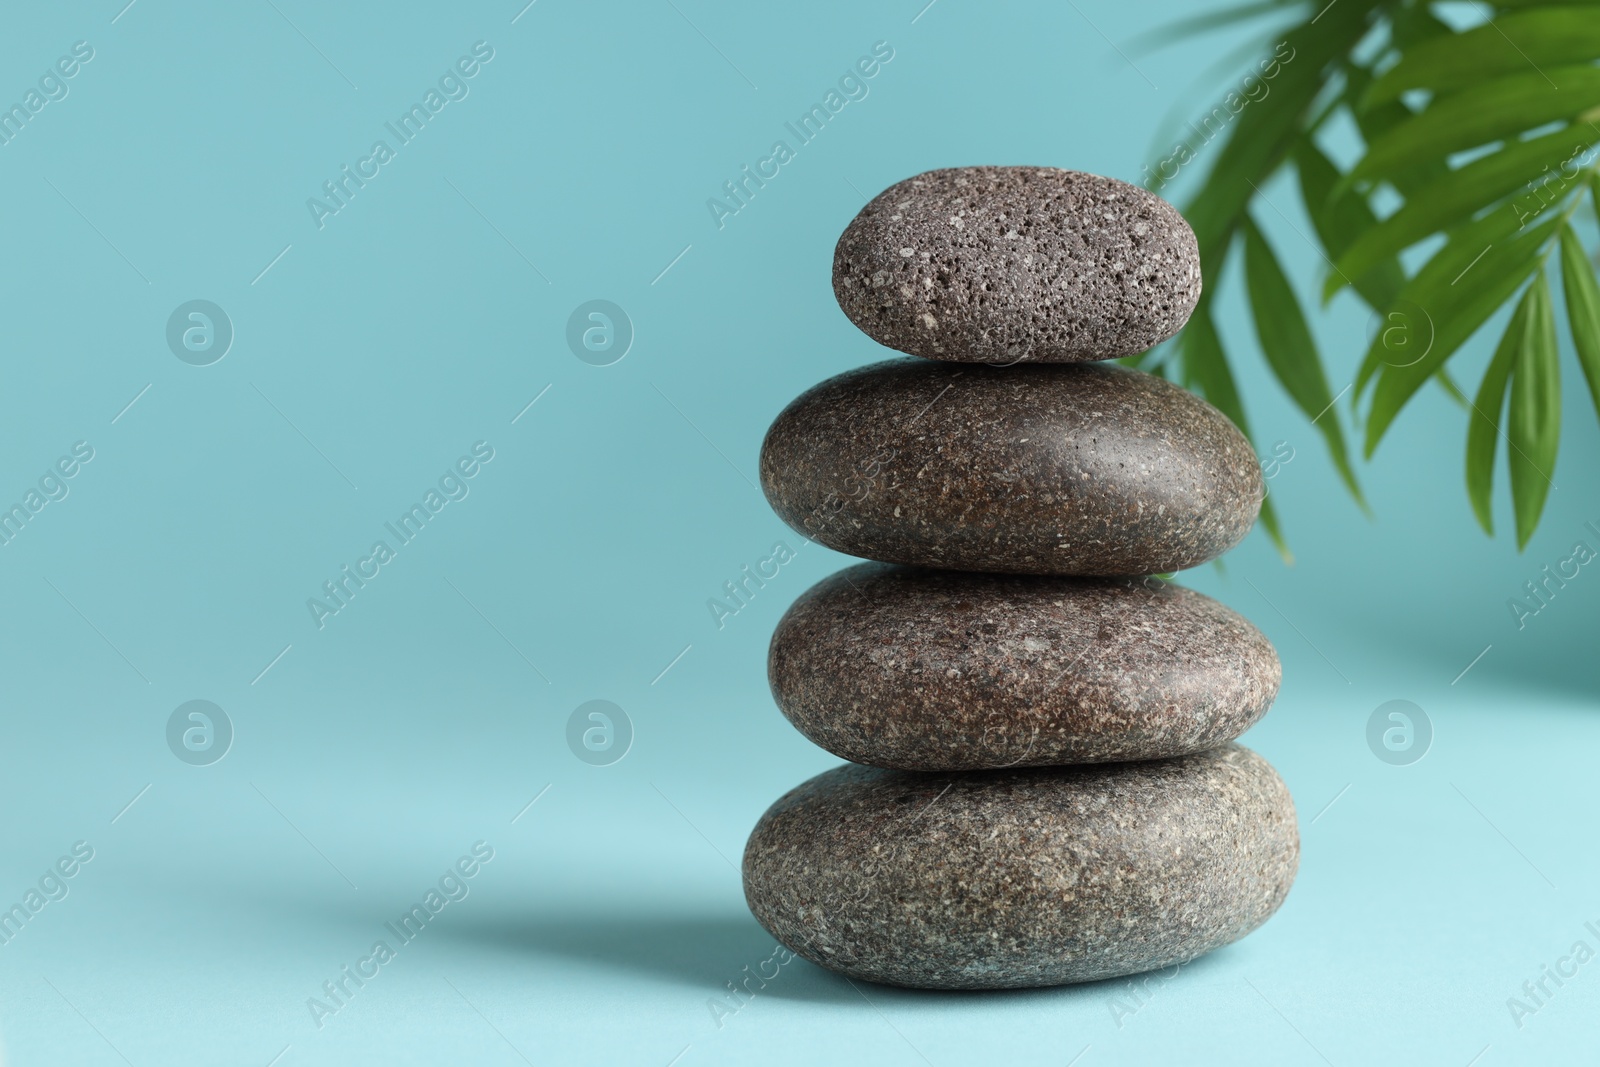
left=769, top=563, right=1280, bottom=771
left=833, top=167, right=1201, bottom=363
left=758, top=358, right=1263, bottom=576
left=742, top=744, right=1297, bottom=989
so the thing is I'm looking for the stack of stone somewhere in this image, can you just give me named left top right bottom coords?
left=742, top=167, right=1298, bottom=990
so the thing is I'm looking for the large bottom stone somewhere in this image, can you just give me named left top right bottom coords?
left=742, top=745, right=1297, bottom=989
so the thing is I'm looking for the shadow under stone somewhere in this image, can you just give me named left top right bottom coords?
left=432, top=902, right=1244, bottom=1014
left=432, top=909, right=845, bottom=1003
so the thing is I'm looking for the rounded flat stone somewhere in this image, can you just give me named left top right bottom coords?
left=769, top=563, right=1280, bottom=770
left=758, top=359, right=1263, bottom=575
left=833, top=167, right=1201, bottom=363
left=742, top=744, right=1298, bottom=990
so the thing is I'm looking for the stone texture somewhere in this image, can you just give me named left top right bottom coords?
left=769, top=563, right=1279, bottom=771
left=742, top=744, right=1297, bottom=990
left=758, top=358, right=1263, bottom=576
left=833, top=167, right=1201, bottom=363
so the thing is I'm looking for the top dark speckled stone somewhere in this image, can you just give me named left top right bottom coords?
left=759, top=358, right=1264, bottom=576
left=833, top=167, right=1201, bottom=363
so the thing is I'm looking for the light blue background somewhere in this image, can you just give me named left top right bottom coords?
left=0, top=1, right=1595, bottom=1064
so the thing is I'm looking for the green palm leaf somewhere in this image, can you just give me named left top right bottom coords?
left=1491, top=0, right=1600, bottom=7
left=1179, top=302, right=1291, bottom=559
left=1352, top=205, right=1543, bottom=398
left=1353, top=66, right=1600, bottom=182
left=1241, top=215, right=1365, bottom=503
left=1365, top=215, right=1557, bottom=454
left=1366, top=9, right=1600, bottom=103
left=1184, top=0, right=1382, bottom=268
left=1129, top=0, right=1310, bottom=52
left=1331, top=126, right=1595, bottom=296
left=1465, top=294, right=1526, bottom=535
left=1295, top=139, right=1404, bottom=309
left=1155, top=0, right=1600, bottom=550
left=1507, top=271, right=1561, bottom=547
left=1558, top=223, right=1600, bottom=421
left=1345, top=51, right=1454, bottom=201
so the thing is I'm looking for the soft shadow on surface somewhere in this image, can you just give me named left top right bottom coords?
left=435, top=904, right=1242, bottom=1010
left=436, top=910, right=854, bottom=1001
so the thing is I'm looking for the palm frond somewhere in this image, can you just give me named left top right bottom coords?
left=1162, top=0, right=1600, bottom=549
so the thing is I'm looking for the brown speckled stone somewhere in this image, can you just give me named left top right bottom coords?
left=769, top=563, right=1280, bottom=771
left=833, top=167, right=1200, bottom=363
left=742, top=744, right=1297, bottom=989
left=759, top=359, right=1263, bottom=575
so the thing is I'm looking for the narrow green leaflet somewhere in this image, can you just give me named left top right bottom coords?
left=1332, top=126, right=1595, bottom=294
left=1180, top=300, right=1291, bottom=560
left=1241, top=216, right=1365, bottom=503
left=1507, top=271, right=1560, bottom=547
left=1129, top=0, right=1309, bottom=52
left=1352, top=203, right=1535, bottom=394
left=1366, top=9, right=1600, bottom=103
left=1436, top=369, right=1470, bottom=407
left=1363, top=214, right=1558, bottom=452
left=1145, top=33, right=1308, bottom=177
left=1179, top=303, right=1249, bottom=427
left=1346, top=60, right=1453, bottom=201
left=1295, top=140, right=1404, bottom=309
left=1464, top=293, right=1526, bottom=535
left=1255, top=486, right=1290, bottom=565
left=1353, top=66, right=1600, bottom=182
left=1558, top=224, right=1600, bottom=421
left=1390, top=4, right=1454, bottom=49
left=1185, top=0, right=1382, bottom=271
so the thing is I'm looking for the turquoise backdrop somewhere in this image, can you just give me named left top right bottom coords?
left=0, top=1, right=1595, bottom=1064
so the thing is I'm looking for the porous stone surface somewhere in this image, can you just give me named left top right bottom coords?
left=833, top=167, right=1201, bottom=363
left=769, top=563, right=1280, bottom=771
left=758, top=358, right=1263, bottom=575
left=742, top=745, right=1298, bottom=989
